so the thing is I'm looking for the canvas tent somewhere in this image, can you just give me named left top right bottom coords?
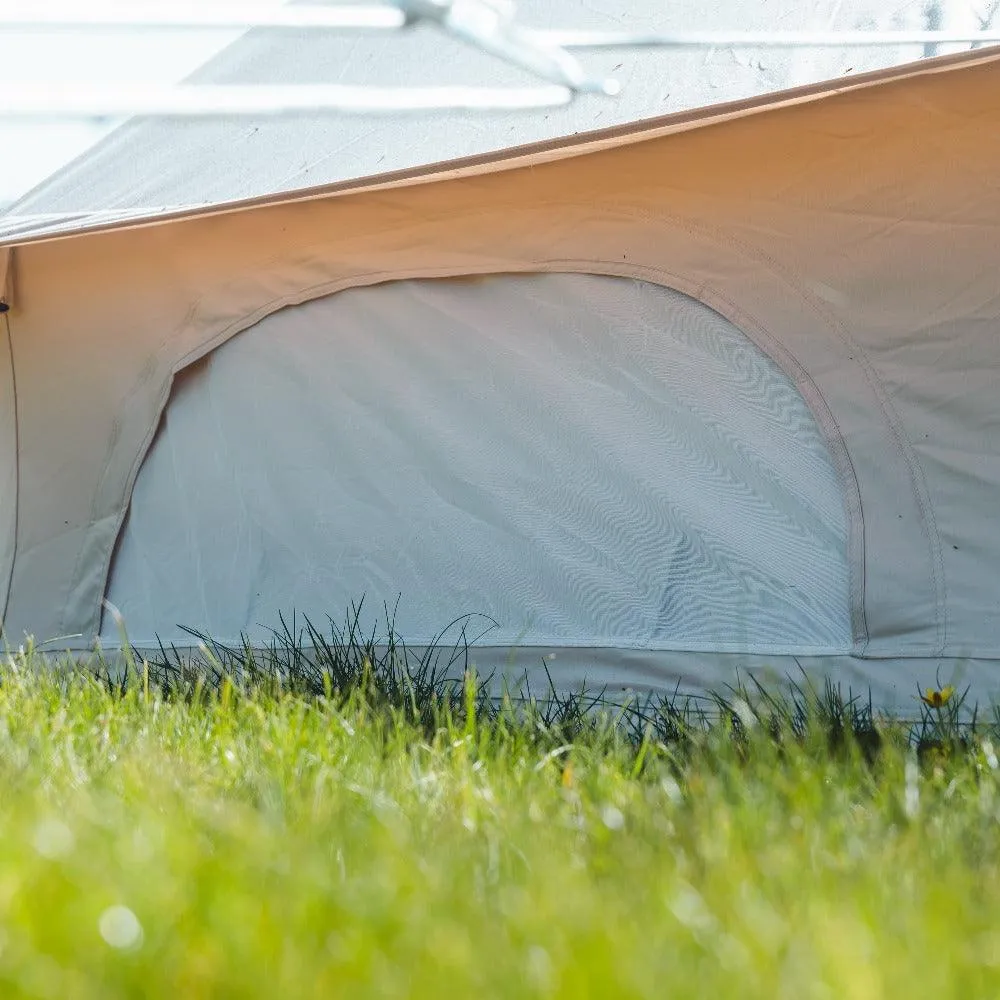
left=2, top=36, right=1000, bottom=710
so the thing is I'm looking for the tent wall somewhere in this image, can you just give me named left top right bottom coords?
left=102, top=274, right=851, bottom=653
left=3, top=52, right=1000, bottom=674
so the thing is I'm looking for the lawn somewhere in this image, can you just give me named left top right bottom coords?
left=0, top=637, right=998, bottom=998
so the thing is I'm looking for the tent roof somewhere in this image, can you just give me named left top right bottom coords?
left=4, top=41, right=999, bottom=251
left=2, top=0, right=988, bottom=246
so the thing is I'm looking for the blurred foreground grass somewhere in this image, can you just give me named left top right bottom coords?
left=0, top=649, right=998, bottom=998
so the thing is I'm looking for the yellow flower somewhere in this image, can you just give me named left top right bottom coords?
left=921, top=685, right=955, bottom=709
left=561, top=762, right=574, bottom=789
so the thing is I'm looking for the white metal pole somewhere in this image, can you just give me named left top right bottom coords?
left=0, top=2, right=406, bottom=31
left=0, top=83, right=574, bottom=120
left=2, top=5, right=998, bottom=48
left=538, top=28, right=1000, bottom=49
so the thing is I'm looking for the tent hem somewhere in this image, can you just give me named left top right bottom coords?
left=30, top=643, right=1000, bottom=712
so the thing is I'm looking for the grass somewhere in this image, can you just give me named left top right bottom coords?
left=1, top=616, right=999, bottom=997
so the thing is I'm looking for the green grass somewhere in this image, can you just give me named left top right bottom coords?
left=0, top=638, right=999, bottom=998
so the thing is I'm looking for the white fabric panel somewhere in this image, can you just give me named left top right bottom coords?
left=103, top=274, right=851, bottom=653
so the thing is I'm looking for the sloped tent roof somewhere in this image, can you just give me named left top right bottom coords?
left=3, top=48, right=1000, bottom=709
left=0, top=0, right=969, bottom=243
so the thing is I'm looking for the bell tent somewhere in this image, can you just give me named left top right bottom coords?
left=2, top=25, right=1000, bottom=710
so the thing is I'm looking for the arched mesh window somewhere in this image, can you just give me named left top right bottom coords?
left=103, top=273, right=851, bottom=653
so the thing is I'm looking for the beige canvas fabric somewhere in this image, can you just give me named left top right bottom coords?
left=2, top=49, right=1000, bottom=699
